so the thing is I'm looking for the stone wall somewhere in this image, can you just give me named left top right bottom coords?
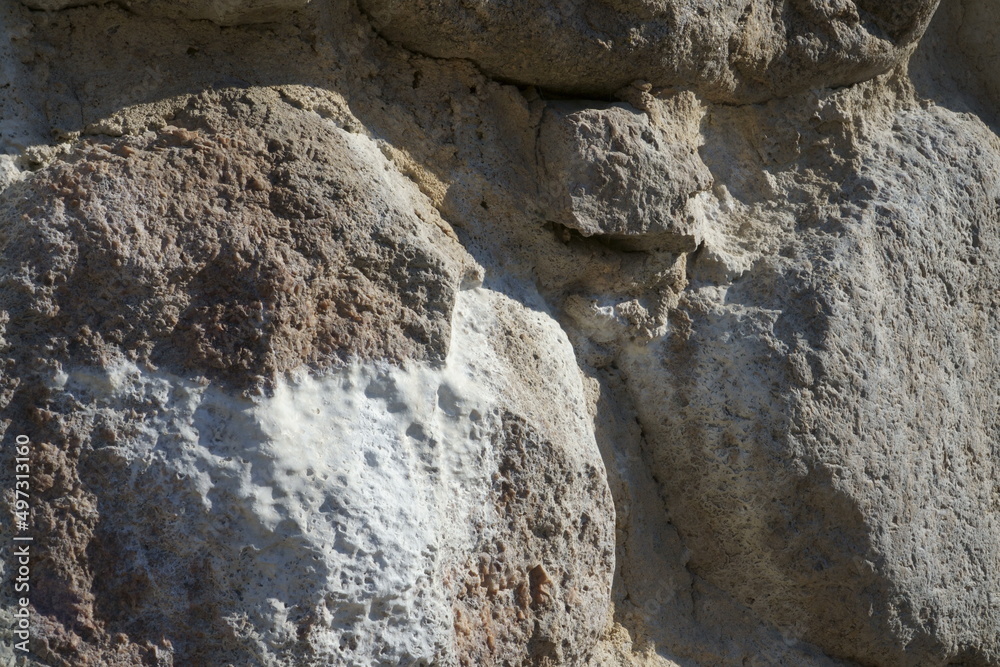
left=0, top=1, right=997, bottom=665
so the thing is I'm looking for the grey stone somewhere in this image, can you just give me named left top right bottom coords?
left=538, top=95, right=712, bottom=252
left=358, top=0, right=939, bottom=102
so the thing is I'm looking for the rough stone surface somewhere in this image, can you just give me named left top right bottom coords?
left=0, top=1, right=999, bottom=666
left=538, top=94, right=711, bottom=251
left=0, top=287, right=612, bottom=666
left=358, top=0, right=940, bottom=102
left=616, top=80, right=1000, bottom=665
left=0, top=90, right=478, bottom=392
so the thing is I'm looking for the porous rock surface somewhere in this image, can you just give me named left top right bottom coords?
left=358, top=0, right=940, bottom=102
left=0, top=0, right=998, bottom=666
left=537, top=94, right=711, bottom=251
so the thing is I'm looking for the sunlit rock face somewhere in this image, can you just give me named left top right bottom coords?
left=357, top=0, right=939, bottom=102
left=1, top=1, right=999, bottom=666
left=11, top=292, right=612, bottom=666
left=0, top=89, right=613, bottom=665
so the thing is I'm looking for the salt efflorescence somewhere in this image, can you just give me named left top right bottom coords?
left=9, top=287, right=611, bottom=665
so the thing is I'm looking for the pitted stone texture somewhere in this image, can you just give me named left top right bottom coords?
left=358, top=0, right=938, bottom=102
left=618, top=83, right=1000, bottom=666
left=0, top=281, right=614, bottom=666
left=0, top=88, right=472, bottom=393
left=538, top=95, right=711, bottom=252
left=4, top=0, right=1000, bottom=665
left=452, top=412, right=613, bottom=667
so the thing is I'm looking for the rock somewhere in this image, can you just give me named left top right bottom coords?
left=0, top=89, right=614, bottom=665
left=0, top=88, right=471, bottom=391
left=1, top=1, right=1000, bottom=666
left=538, top=94, right=712, bottom=252
left=19, top=0, right=109, bottom=9
left=910, top=0, right=1000, bottom=129
left=613, top=77, right=1000, bottom=665
left=358, top=0, right=939, bottom=102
